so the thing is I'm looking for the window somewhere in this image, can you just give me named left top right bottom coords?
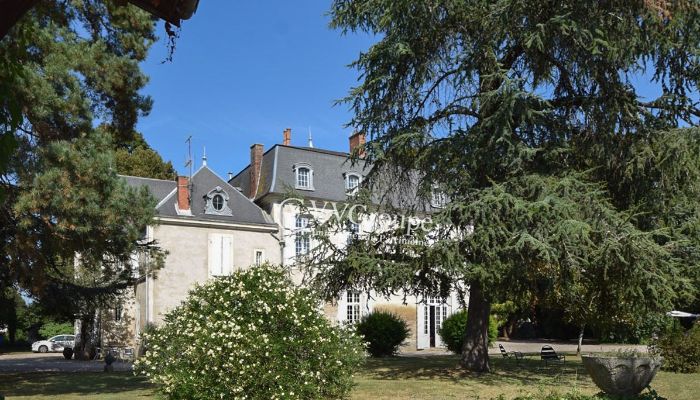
left=430, top=187, right=448, bottom=208
left=114, top=305, right=122, bottom=322
left=212, top=194, right=224, bottom=211
left=254, top=249, right=264, bottom=266
left=347, top=221, right=359, bottom=245
left=297, top=167, right=309, bottom=188
left=295, top=215, right=310, bottom=257
left=293, top=164, right=315, bottom=190
left=424, top=306, right=429, bottom=334
left=346, top=173, right=360, bottom=192
left=205, top=187, right=232, bottom=216
left=208, top=233, right=234, bottom=276
left=424, top=297, right=448, bottom=334
left=346, top=290, right=361, bottom=323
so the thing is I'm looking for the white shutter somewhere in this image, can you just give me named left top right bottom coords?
left=221, top=235, right=234, bottom=275
left=416, top=300, right=429, bottom=349
left=208, top=234, right=222, bottom=276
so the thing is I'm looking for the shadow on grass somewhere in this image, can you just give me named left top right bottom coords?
left=0, top=371, right=154, bottom=397
left=362, top=355, right=591, bottom=388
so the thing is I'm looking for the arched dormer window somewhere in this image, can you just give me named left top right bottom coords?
left=204, top=186, right=233, bottom=216
left=294, top=163, right=314, bottom=190
left=344, top=172, right=361, bottom=193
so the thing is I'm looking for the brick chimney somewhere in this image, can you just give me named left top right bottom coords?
left=176, top=176, right=190, bottom=214
left=283, top=128, right=291, bottom=146
left=249, top=143, right=264, bottom=199
left=349, top=132, right=366, bottom=157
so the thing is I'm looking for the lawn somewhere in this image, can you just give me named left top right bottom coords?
left=0, top=355, right=697, bottom=400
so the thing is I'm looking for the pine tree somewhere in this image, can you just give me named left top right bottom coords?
left=0, top=1, right=166, bottom=358
left=113, top=130, right=176, bottom=180
left=307, top=0, right=700, bottom=371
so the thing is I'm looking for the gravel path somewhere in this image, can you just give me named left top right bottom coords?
left=0, top=352, right=133, bottom=373
left=401, top=340, right=648, bottom=357
left=1, top=340, right=648, bottom=372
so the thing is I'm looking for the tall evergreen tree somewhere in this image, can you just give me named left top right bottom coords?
left=1, top=1, right=165, bottom=357
left=305, top=0, right=700, bottom=371
left=113, top=130, right=176, bottom=180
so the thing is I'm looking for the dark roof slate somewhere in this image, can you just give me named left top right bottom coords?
left=230, top=145, right=439, bottom=212
left=121, top=175, right=176, bottom=204
left=120, top=167, right=275, bottom=226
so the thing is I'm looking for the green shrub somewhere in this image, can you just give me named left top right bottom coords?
left=39, top=321, right=74, bottom=339
left=439, top=310, right=498, bottom=354
left=651, top=323, right=700, bottom=373
left=134, top=265, right=365, bottom=399
left=356, top=311, right=409, bottom=357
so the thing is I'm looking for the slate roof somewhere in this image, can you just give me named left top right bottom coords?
left=121, top=175, right=176, bottom=203
left=230, top=145, right=438, bottom=212
left=120, top=167, right=275, bottom=226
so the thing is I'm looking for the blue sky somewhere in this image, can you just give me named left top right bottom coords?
left=136, top=1, right=375, bottom=177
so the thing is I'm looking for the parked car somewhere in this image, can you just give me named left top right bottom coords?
left=31, top=334, right=75, bottom=353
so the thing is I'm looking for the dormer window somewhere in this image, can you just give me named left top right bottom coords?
left=205, top=186, right=232, bottom=216
left=294, top=163, right=314, bottom=190
left=345, top=173, right=361, bottom=192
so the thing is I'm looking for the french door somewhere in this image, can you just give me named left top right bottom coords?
left=417, top=297, right=450, bottom=349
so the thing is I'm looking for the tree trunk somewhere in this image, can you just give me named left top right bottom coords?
left=74, top=310, right=98, bottom=360
left=460, top=282, right=491, bottom=372
left=8, top=323, right=16, bottom=344
left=577, top=325, right=585, bottom=356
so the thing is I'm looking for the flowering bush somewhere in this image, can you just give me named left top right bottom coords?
left=134, top=265, right=365, bottom=399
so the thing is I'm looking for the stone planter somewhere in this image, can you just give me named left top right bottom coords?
left=581, top=354, right=662, bottom=396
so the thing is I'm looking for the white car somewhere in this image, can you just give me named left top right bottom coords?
left=31, top=334, right=75, bottom=353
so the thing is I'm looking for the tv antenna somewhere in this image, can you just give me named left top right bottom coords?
left=185, top=135, right=193, bottom=182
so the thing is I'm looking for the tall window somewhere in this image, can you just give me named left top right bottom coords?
left=430, top=187, right=448, bottom=208
left=295, top=215, right=310, bottom=256
left=346, top=290, right=361, bottom=323
left=114, top=305, right=122, bottom=322
left=295, top=165, right=313, bottom=190
left=347, top=221, right=359, bottom=245
left=424, top=297, right=448, bottom=334
left=254, top=250, right=264, bottom=266
left=346, top=173, right=360, bottom=192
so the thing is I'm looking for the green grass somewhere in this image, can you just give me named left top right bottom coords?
left=0, top=355, right=698, bottom=400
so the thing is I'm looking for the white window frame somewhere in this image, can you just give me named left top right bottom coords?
left=346, top=290, right=362, bottom=324
left=430, top=186, right=448, bottom=209
left=347, top=221, right=360, bottom=245
left=254, top=249, right=265, bottom=266
left=293, top=163, right=314, bottom=190
left=294, top=215, right=310, bottom=257
left=345, top=172, right=361, bottom=193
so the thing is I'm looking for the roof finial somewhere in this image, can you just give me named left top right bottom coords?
left=202, top=146, right=207, bottom=167
left=308, top=126, right=314, bottom=148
